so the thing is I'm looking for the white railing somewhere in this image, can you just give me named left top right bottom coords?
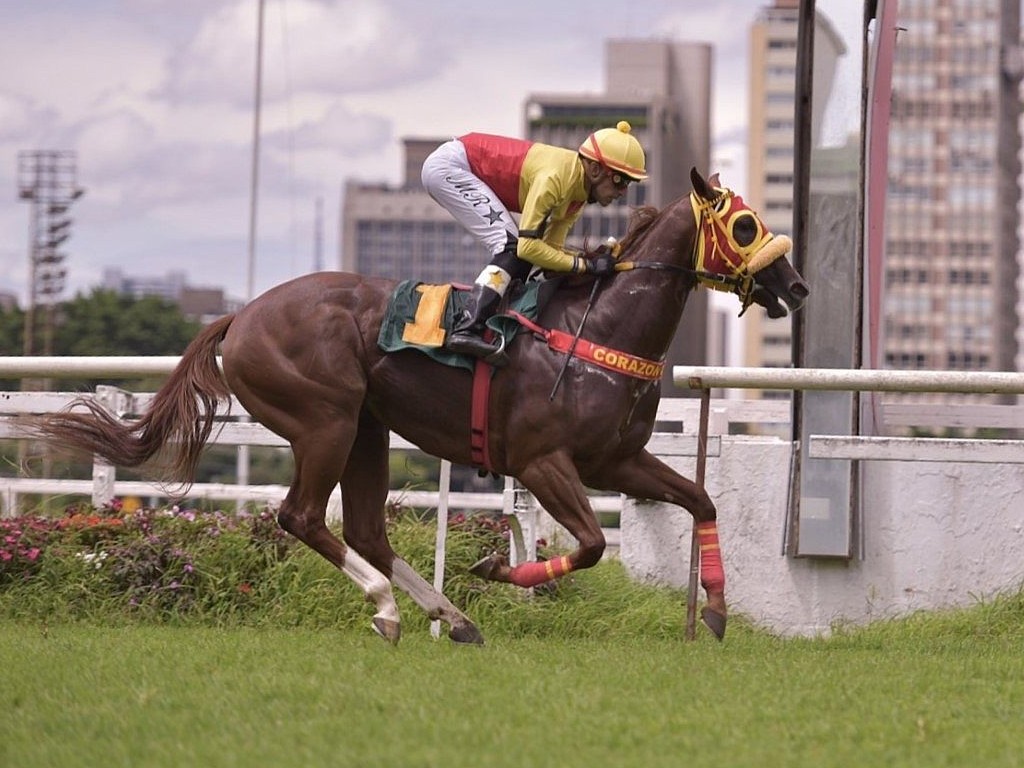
left=0, top=385, right=724, bottom=518
left=5, top=360, right=1022, bottom=515
left=5, top=358, right=1024, bottom=637
left=677, top=365, right=1024, bottom=463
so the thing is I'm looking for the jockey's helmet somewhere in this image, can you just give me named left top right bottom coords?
left=578, top=121, right=648, bottom=181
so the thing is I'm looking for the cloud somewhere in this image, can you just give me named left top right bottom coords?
left=163, top=0, right=448, bottom=107
left=282, top=101, right=391, bottom=154
left=0, top=93, right=53, bottom=142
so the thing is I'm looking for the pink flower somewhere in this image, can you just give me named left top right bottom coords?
left=26, top=548, right=41, bottom=561
left=0, top=551, right=11, bottom=561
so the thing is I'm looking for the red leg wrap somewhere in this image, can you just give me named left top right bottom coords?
left=508, top=555, right=573, bottom=588
left=696, top=521, right=725, bottom=593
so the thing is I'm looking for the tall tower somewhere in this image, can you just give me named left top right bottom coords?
left=16, top=150, right=85, bottom=357
left=884, top=0, right=1021, bottom=397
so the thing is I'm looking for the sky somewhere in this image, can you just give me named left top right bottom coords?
left=0, top=0, right=864, bottom=306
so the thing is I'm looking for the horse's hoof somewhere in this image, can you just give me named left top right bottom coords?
left=448, top=622, right=485, bottom=646
left=700, top=607, right=727, bottom=641
left=372, top=617, right=401, bottom=645
left=470, top=553, right=505, bottom=580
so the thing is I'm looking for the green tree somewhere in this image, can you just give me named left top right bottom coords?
left=42, top=290, right=202, bottom=391
left=53, top=289, right=201, bottom=357
left=0, top=306, right=25, bottom=356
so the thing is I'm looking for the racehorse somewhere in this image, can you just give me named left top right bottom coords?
left=32, top=168, right=808, bottom=645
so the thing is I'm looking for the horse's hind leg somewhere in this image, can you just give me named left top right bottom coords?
left=340, top=410, right=484, bottom=645
left=279, top=426, right=401, bottom=644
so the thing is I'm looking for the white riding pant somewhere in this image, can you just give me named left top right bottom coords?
left=422, top=138, right=520, bottom=294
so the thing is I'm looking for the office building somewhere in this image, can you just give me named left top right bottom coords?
left=340, top=138, right=490, bottom=286
left=745, top=0, right=847, bottom=388
left=102, top=268, right=237, bottom=323
left=883, top=0, right=1021, bottom=396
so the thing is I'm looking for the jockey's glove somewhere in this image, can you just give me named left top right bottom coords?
left=586, top=246, right=618, bottom=276
left=569, top=245, right=617, bottom=276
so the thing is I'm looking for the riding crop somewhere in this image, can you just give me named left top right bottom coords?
left=548, top=274, right=603, bottom=401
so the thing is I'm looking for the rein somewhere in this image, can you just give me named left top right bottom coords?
left=614, top=259, right=752, bottom=295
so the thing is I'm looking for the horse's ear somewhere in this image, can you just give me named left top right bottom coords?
left=690, top=167, right=714, bottom=201
left=708, top=172, right=721, bottom=189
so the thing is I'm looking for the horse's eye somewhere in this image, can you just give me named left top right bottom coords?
left=732, top=215, right=758, bottom=247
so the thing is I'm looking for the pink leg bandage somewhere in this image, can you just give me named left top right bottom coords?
left=508, top=555, right=573, bottom=588
left=696, top=521, right=725, bottom=593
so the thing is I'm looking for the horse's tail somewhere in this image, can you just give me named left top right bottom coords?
left=31, top=314, right=235, bottom=485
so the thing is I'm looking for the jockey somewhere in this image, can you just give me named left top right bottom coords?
left=421, top=120, right=648, bottom=365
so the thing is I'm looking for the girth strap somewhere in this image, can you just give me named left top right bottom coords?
left=470, top=358, right=492, bottom=471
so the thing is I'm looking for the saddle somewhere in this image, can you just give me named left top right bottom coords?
left=377, top=278, right=560, bottom=370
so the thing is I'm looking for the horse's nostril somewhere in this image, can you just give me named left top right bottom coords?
left=791, top=282, right=810, bottom=301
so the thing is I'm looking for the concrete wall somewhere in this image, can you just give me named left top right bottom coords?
left=619, top=436, right=1024, bottom=637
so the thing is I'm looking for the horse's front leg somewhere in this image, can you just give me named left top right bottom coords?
left=585, top=449, right=727, bottom=640
left=472, top=451, right=605, bottom=589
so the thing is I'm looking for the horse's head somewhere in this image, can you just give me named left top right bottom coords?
left=689, top=167, right=809, bottom=318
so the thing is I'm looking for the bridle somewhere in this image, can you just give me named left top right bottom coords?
left=611, top=187, right=791, bottom=313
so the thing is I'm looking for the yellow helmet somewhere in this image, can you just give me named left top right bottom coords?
left=578, top=121, right=648, bottom=181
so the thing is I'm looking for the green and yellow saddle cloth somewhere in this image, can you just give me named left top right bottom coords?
left=377, top=280, right=544, bottom=370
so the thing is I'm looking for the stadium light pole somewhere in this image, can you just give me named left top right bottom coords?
left=238, top=0, right=266, bottom=501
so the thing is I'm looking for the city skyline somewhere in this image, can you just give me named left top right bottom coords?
left=0, top=0, right=862, bottom=307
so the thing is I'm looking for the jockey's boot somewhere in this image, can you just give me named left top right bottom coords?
left=444, top=284, right=508, bottom=366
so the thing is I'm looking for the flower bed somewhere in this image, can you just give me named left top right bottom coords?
left=0, top=502, right=524, bottom=627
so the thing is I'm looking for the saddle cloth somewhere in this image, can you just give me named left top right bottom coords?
left=377, top=279, right=546, bottom=371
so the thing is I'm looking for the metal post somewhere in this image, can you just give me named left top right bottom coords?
left=685, top=387, right=711, bottom=640
left=430, top=459, right=452, bottom=639
left=238, top=0, right=266, bottom=511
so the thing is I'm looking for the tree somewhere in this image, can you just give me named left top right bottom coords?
left=0, top=289, right=205, bottom=392
left=0, top=306, right=25, bottom=357
left=53, top=289, right=201, bottom=357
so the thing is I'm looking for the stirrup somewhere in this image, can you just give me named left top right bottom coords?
left=444, top=331, right=508, bottom=367
left=481, top=334, right=508, bottom=367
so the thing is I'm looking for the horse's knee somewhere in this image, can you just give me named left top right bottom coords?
left=575, top=537, right=606, bottom=570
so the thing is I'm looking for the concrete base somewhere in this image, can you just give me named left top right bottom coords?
left=620, top=436, right=1024, bottom=636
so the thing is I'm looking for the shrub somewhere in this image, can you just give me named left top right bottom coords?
left=0, top=502, right=693, bottom=640
left=0, top=503, right=563, bottom=625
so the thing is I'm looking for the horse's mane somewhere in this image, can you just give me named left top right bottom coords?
left=616, top=205, right=661, bottom=254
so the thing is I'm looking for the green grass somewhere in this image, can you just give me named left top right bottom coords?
left=2, top=584, right=1023, bottom=768
left=3, top=510, right=1023, bottom=767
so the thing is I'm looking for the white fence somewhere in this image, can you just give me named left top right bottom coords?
left=4, top=357, right=1024, bottom=637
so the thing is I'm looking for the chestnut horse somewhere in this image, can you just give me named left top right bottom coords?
left=33, top=169, right=808, bottom=645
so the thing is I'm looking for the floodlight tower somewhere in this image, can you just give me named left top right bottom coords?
left=16, top=150, right=85, bottom=358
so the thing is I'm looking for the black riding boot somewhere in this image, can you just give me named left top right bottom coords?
left=444, top=284, right=508, bottom=366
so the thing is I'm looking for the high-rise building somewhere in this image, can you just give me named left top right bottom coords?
left=340, top=138, right=490, bottom=285
left=884, top=0, right=1021, bottom=395
left=745, top=0, right=848, bottom=391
